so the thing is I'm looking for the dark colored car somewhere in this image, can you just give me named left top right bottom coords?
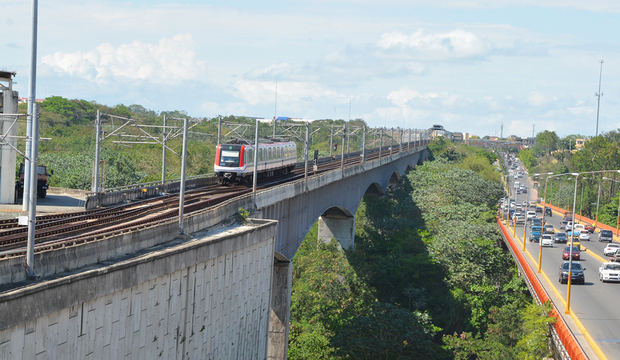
left=558, top=261, right=585, bottom=284
left=554, top=232, right=567, bottom=243
left=529, top=226, right=543, bottom=242
left=535, top=206, right=543, bottom=214
left=562, top=246, right=580, bottom=260
left=544, top=207, right=552, bottom=217
left=531, top=218, right=543, bottom=227
left=600, top=230, right=614, bottom=242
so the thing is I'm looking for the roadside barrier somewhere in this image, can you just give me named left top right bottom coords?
left=497, top=217, right=587, bottom=360
left=540, top=201, right=619, bottom=236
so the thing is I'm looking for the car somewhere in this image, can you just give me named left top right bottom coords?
left=573, top=224, right=585, bottom=233
left=522, top=201, right=528, bottom=207
left=529, top=225, right=543, bottom=242
left=541, top=234, right=554, bottom=247
left=558, top=261, right=585, bottom=284
left=554, top=232, right=567, bottom=243
left=531, top=218, right=543, bottom=227
left=560, top=220, right=568, bottom=229
left=543, top=224, right=555, bottom=234
left=600, top=230, right=614, bottom=242
left=544, top=207, right=552, bottom=217
left=584, top=224, right=596, bottom=233
left=522, top=188, right=528, bottom=193
left=529, top=201, right=537, bottom=208
left=604, top=243, right=620, bottom=256
left=578, top=232, right=590, bottom=241
left=535, top=206, right=543, bottom=214
left=610, top=249, right=620, bottom=263
left=565, top=221, right=574, bottom=231
left=599, top=262, right=620, bottom=282
left=514, top=215, right=526, bottom=225
left=526, top=211, right=536, bottom=220
left=562, top=246, right=580, bottom=260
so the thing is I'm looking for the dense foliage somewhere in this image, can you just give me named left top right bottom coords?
left=519, top=129, right=620, bottom=228
left=289, top=138, right=553, bottom=359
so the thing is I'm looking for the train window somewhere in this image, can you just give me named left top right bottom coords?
left=220, top=150, right=240, bottom=167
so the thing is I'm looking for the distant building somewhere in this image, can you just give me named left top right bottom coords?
left=575, top=138, right=586, bottom=150
left=429, top=124, right=451, bottom=139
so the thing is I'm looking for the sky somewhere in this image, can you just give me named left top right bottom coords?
left=2, top=0, right=619, bottom=138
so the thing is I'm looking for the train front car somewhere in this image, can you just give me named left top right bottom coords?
left=214, top=144, right=245, bottom=184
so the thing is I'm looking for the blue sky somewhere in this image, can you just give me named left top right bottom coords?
left=2, top=0, right=619, bottom=137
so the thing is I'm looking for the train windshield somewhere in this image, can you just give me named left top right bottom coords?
left=220, top=150, right=240, bottom=167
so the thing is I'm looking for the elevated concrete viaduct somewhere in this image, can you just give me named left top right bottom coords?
left=0, top=144, right=429, bottom=359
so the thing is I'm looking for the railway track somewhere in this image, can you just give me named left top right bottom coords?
left=0, top=143, right=426, bottom=258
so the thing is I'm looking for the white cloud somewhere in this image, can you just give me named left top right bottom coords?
left=378, top=29, right=489, bottom=59
left=42, top=34, right=204, bottom=84
left=234, top=80, right=345, bottom=106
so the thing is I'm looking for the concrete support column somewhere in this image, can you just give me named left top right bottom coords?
left=267, top=256, right=292, bottom=360
left=318, top=214, right=355, bottom=249
left=1, top=90, right=18, bottom=204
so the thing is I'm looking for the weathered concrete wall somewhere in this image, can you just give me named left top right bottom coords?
left=0, top=90, right=18, bottom=204
left=0, top=220, right=277, bottom=360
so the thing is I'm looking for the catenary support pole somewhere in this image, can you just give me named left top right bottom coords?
left=178, top=117, right=189, bottom=234
left=304, top=122, right=309, bottom=185
left=329, top=123, right=333, bottom=158
left=217, top=116, right=221, bottom=146
left=25, top=103, right=40, bottom=278
left=161, top=114, right=167, bottom=185
left=345, top=123, right=350, bottom=154
left=340, top=124, right=345, bottom=170
left=361, top=125, right=366, bottom=165
left=23, top=0, right=39, bottom=211
left=379, top=128, right=383, bottom=161
left=253, top=119, right=259, bottom=206
left=92, top=110, right=101, bottom=193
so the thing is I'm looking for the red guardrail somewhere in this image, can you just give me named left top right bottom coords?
left=496, top=217, right=587, bottom=359
left=540, top=201, right=619, bottom=236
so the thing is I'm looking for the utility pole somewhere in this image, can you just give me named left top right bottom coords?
left=25, top=103, right=40, bottom=278
left=532, top=123, right=535, bottom=138
left=329, top=123, right=333, bottom=158
left=93, top=110, right=101, bottom=193
left=595, top=57, right=604, bottom=136
left=161, top=114, right=167, bottom=185
left=178, top=117, right=188, bottom=234
left=273, top=81, right=277, bottom=138
left=500, top=122, right=503, bottom=139
left=23, top=0, right=39, bottom=211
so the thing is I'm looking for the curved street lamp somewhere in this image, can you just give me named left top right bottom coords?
left=602, top=177, right=620, bottom=235
left=565, top=169, right=620, bottom=315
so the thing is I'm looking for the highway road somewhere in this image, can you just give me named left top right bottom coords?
left=504, top=159, right=620, bottom=359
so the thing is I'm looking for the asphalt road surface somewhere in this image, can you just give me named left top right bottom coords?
left=505, top=162, right=620, bottom=359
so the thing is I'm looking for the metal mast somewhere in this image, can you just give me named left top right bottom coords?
left=595, top=57, right=604, bottom=136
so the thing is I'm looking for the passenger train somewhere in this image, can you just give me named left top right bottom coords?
left=214, top=141, right=297, bottom=184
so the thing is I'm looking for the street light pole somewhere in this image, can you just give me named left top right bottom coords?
left=533, top=172, right=554, bottom=273
left=595, top=179, right=602, bottom=225
left=602, top=177, right=620, bottom=235
left=565, top=173, right=580, bottom=315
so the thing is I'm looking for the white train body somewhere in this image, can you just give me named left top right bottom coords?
left=214, top=141, right=297, bottom=184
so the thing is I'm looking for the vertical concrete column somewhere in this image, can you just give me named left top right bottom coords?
left=267, top=257, right=293, bottom=360
left=1, top=90, right=18, bottom=203
left=317, top=214, right=355, bottom=249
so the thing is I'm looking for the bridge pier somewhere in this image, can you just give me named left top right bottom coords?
left=267, top=253, right=292, bottom=360
left=317, top=211, right=355, bottom=249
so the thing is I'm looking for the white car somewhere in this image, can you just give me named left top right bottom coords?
left=599, top=262, right=620, bottom=282
left=573, top=224, right=585, bottom=233
left=526, top=211, right=536, bottom=220
left=578, top=232, right=590, bottom=241
left=603, top=243, right=620, bottom=256
left=541, top=234, right=554, bottom=247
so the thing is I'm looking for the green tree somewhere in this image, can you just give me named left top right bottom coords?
left=534, top=130, right=559, bottom=156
